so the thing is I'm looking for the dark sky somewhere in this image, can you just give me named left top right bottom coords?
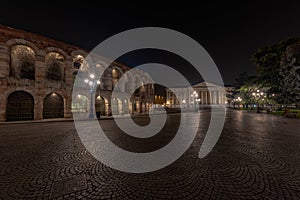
left=1, top=2, right=300, bottom=85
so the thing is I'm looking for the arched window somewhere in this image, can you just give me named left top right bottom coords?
left=112, top=68, right=122, bottom=88
left=72, top=94, right=88, bottom=113
left=73, top=55, right=88, bottom=71
left=43, top=93, right=64, bottom=119
left=45, top=52, right=64, bottom=81
left=95, top=95, right=107, bottom=116
left=10, top=45, right=36, bottom=80
left=6, top=91, right=34, bottom=121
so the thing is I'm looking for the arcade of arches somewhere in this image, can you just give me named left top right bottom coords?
left=0, top=25, right=154, bottom=121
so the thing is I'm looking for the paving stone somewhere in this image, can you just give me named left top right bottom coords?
left=0, top=111, right=300, bottom=199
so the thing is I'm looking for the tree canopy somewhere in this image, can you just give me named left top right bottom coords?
left=251, top=37, right=299, bottom=104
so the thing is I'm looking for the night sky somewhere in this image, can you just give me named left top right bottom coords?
left=1, top=2, right=300, bottom=85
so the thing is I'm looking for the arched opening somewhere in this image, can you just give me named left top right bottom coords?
left=6, top=91, right=34, bottom=121
left=95, top=95, right=107, bottom=117
left=123, top=98, right=129, bottom=114
left=43, top=93, right=64, bottom=119
left=45, top=52, right=64, bottom=81
left=72, top=94, right=88, bottom=113
left=72, top=55, right=89, bottom=83
left=111, top=98, right=119, bottom=115
left=10, top=45, right=36, bottom=80
left=112, top=68, right=122, bottom=90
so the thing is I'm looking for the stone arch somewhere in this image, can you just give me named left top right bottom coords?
left=6, top=38, right=40, bottom=54
left=95, top=95, right=108, bottom=117
left=44, top=47, right=68, bottom=60
left=111, top=66, right=124, bottom=90
left=72, top=94, right=89, bottom=113
left=6, top=91, right=34, bottom=121
left=71, top=50, right=88, bottom=58
left=43, top=92, right=64, bottom=119
left=111, top=97, right=121, bottom=115
left=95, top=62, right=107, bottom=88
left=122, top=98, right=130, bottom=114
left=45, top=52, right=65, bottom=81
left=10, top=44, right=36, bottom=80
left=72, top=54, right=89, bottom=71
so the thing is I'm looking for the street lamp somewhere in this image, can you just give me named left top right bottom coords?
left=252, top=89, right=263, bottom=113
left=236, top=97, right=242, bottom=109
left=191, top=91, right=198, bottom=109
left=84, top=73, right=100, bottom=118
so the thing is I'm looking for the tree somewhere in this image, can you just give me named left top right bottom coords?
left=280, top=52, right=300, bottom=108
left=232, top=74, right=258, bottom=107
left=252, top=38, right=299, bottom=104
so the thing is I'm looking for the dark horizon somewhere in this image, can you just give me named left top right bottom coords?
left=1, top=3, right=300, bottom=85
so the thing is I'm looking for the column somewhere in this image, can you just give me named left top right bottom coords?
left=206, top=91, right=209, bottom=104
left=34, top=91, right=43, bottom=120
left=199, top=90, right=203, bottom=105
left=219, top=90, right=222, bottom=105
left=0, top=45, right=9, bottom=121
left=0, top=88, right=6, bottom=121
left=64, top=94, right=73, bottom=118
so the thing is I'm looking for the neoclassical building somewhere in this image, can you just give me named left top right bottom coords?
left=0, top=25, right=154, bottom=121
left=166, top=82, right=230, bottom=108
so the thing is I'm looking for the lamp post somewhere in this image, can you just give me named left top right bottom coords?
left=252, top=90, right=263, bottom=113
left=84, top=73, right=100, bottom=118
left=235, top=97, right=242, bottom=109
left=196, top=98, right=201, bottom=109
left=191, top=91, right=198, bottom=110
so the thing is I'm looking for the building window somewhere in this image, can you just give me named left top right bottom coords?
left=45, top=52, right=64, bottom=81
left=112, top=68, right=122, bottom=88
left=10, top=45, right=36, bottom=80
left=73, top=55, right=88, bottom=71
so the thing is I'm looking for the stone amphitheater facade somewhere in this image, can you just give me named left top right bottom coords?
left=0, top=25, right=154, bottom=121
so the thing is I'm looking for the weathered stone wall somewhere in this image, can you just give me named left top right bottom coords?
left=0, top=25, right=154, bottom=121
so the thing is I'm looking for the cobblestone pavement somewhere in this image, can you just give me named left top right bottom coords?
left=1, top=110, right=300, bottom=199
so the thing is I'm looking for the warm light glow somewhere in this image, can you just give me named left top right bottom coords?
left=51, top=93, right=56, bottom=96
left=96, top=96, right=101, bottom=100
left=182, top=99, right=186, bottom=103
left=84, top=79, right=88, bottom=83
left=89, top=74, right=95, bottom=79
left=77, top=94, right=82, bottom=98
left=252, top=92, right=255, bottom=96
left=97, top=80, right=100, bottom=84
left=260, top=92, right=263, bottom=95
left=89, top=81, right=93, bottom=86
left=193, top=91, right=197, bottom=94
left=257, top=90, right=260, bottom=92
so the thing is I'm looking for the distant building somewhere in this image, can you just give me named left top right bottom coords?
left=153, top=95, right=165, bottom=105
left=0, top=25, right=154, bottom=121
left=166, top=82, right=232, bottom=108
